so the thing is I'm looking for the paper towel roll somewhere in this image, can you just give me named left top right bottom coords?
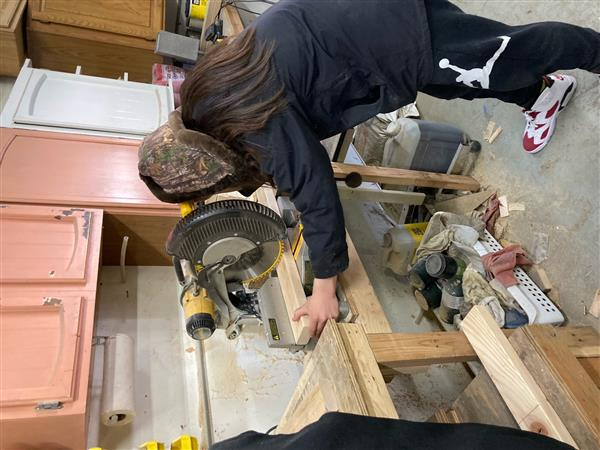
left=101, top=333, right=136, bottom=427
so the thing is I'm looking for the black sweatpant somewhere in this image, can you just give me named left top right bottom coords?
left=421, top=0, right=600, bottom=108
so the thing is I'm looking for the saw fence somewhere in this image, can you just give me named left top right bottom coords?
left=276, top=307, right=600, bottom=449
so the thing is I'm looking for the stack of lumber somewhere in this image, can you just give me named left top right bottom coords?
left=276, top=321, right=398, bottom=434
left=433, top=306, right=600, bottom=449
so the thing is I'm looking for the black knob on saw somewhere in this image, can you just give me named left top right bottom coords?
left=186, top=313, right=216, bottom=341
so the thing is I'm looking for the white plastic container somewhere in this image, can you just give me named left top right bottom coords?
left=382, top=223, right=428, bottom=276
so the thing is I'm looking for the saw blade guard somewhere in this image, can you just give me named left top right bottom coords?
left=166, top=199, right=287, bottom=283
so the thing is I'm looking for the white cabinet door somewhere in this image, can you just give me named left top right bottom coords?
left=1, top=60, right=174, bottom=139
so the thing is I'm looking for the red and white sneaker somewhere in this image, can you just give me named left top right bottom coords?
left=522, top=74, right=577, bottom=154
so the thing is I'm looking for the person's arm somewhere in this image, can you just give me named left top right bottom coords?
left=253, top=107, right=349, bottom=336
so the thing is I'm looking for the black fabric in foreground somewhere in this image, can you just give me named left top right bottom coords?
left=209, top=412, right=574, bottom=450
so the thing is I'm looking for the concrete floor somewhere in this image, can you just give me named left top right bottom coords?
left=415, top=0, right=599, bottom=329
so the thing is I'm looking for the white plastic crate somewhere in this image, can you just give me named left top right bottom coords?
left=473, top=230, right=564, bottom=325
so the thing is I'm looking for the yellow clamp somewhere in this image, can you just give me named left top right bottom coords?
left=180, top=201, right=195, bottom=218
left=171, top=435, right=199, bottom=450
left=139, top=442, right=165, bottom=450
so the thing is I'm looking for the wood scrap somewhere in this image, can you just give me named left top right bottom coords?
left=509, top=202, right=525, bottom=212
left=498, top=195, right=509, bottom=217
left=483, top=121, right=503, bottom=144
left=488, top=126, right=503, bottom=144
left=589, top=289, right=600, bottom=318
left=527, top=264, right=554, bottom=294
left=509, top=326, right=600, bottom=449
left=461, top=306, right=576, bottom=446
left=432, top=190, right=495, bottom=215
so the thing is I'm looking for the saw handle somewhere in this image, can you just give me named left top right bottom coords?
left=173, top=256, right=186, bottom=284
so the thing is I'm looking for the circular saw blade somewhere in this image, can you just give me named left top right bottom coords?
left=167, top=199, right=287, bottom=282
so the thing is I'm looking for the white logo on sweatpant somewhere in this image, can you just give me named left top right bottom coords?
left=438, top=36, right=511, bottom=89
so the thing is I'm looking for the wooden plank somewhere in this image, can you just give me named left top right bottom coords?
left=339, top=233, right=392, bottom=334
left=255, top=187, right=310, bottom=345
left=509, top=326, right=600, bottom=449
left=368, top=327, right=600, bottom=370
left=277, top=321, right=368, bottom=434
left=199, top=0, right=221, bottom=53
left=579, top=358, right=600, bottom=389
left=452, top=370, right=518, bottom=429
left=331, top=162, right=480, bottom=191
left=431, top=408, right=461, bottom=424
left=589, top=289, right=600, bottom=318
left=337, top=184, right=426, bottom=205
left=222, top=5, right=243, bottom=37
left=461, top=306, right=576, bottom=446
left=337, top=323, right=398, bottom=419
left=333, top=129, right=354, bottom=162
left=433, top=190, right=495, bottom=215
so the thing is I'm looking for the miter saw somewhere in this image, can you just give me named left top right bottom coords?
left=167, top=199, right=298, bottom=347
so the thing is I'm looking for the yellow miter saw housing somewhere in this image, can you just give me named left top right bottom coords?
left=167, top=199, right=286, bottom=342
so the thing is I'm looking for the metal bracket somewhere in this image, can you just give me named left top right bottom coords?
left=43, top=297, right=62, bottom=306
left=35, top=401, right=63, bottom=411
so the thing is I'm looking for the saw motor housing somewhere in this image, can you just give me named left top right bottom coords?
left=167, top=200, right=287, bottom=341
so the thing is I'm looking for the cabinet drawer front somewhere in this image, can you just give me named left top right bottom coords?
left=0, top=203, right=104, bottom=292
left=0, top=295, right=83, bottom=406
left=0, top=0, right=25, bottom=30
left=29, top=0, right=164, bottom=40
left=0, top=129, right=174, bottom=211
left=0, top=205, right=92, bottom=283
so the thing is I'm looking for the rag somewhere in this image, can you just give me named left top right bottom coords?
left=482, top=244, right=532, bottom=287
left=482, top=194, right=500, bottom=234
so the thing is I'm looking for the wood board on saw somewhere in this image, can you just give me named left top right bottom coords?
left=255, top=187, right=311, bottom=345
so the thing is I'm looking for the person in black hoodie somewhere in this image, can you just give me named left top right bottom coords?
left=139, top=0, right=600, bottom=337
left=209, top=412, right=575, bottom=450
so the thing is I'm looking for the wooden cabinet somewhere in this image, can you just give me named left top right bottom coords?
left=0, top=204, right=103, bottom=450
left=26, top=0, right=165, bottom=82
left=28, top=0, right=164, bottom=40
left=0, top=0, right=26, bottom=76
left=0, top=128, right=179, bottom=265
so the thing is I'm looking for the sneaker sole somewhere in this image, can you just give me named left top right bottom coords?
left=525, top=77, right=577, bottom=154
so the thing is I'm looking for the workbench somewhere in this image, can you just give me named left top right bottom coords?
left=276, top=308, right=600, bottom=449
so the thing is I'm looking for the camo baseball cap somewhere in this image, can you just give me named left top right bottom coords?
left=138, top=109, right=267, bottom=203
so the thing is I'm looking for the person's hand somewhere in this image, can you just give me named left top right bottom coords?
left=292, top=276, right=339, bottom=337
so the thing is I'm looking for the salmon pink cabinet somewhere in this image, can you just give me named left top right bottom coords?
left=0, top=127, right=179, bottom=265
left=0, top=204, right=103, bottom=450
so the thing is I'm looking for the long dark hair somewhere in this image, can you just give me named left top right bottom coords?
left=180, top=28, right=287, bottom=153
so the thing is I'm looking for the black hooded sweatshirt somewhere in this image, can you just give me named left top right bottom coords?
left=239, top=0, right=432, bottom=278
